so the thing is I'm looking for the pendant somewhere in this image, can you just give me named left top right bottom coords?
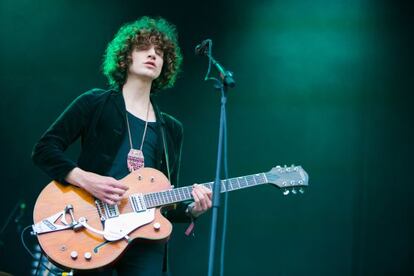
left=127, top=148, right=145, bottom=172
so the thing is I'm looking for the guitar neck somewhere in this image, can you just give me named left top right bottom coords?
left=142, top=172, right=269, bottom=209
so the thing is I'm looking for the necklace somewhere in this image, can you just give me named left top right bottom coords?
left=125, top=100, right=150, bottom=172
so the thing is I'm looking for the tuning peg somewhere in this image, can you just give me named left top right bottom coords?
left=291, top=188, right=297, bottom=195
left=299, top=188, right=305, bottom=194
left=283, top=189, right=290, bottom=195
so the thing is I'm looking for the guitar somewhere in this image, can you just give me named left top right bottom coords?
left=32, top=165, right=308, bottom=270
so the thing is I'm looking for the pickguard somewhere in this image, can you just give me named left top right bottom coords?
left=103, top=208, right=155, bottom=241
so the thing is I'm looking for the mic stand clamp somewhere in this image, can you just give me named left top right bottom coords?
left=206, top=53, right=236, bottom=88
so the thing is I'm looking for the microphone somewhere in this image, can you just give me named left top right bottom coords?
left=195, top=39, right=211, bottom=56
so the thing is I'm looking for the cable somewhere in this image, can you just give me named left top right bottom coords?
left=203, top=39, right=213, bottom=81
left=219, top=85, right=229, bottom=276
left=203, top=40, right=222, bottom=85
left=20, top=225, right=61, bottom=276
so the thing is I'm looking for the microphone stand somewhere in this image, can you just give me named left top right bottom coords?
left=198, top=40, right=235, bottom=276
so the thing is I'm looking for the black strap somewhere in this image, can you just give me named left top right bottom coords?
left=151, top=98, right=171, bottom=181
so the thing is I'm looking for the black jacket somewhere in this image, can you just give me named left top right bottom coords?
left=32, top=88, right=190, bottom=222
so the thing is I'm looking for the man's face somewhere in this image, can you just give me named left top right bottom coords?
left=128, top=44, right=164, bottom=81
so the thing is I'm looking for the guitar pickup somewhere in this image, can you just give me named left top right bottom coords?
left=129, top=194, right=147, bottom=213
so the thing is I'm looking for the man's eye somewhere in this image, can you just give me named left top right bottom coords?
left=135, top=46, right=148, bottom=51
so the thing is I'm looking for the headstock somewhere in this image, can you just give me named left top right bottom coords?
left=266, top=165, right=309, bottom=195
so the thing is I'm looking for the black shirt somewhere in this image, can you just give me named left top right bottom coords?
left=106, top=111, right=160, bottom=179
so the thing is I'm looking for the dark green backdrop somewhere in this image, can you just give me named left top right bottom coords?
left=0, top=0, right=413, bottom=275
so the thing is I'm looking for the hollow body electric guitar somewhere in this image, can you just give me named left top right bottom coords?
left=32, top=166, right=309, bottom=271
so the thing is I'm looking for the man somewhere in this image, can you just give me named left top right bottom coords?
left=32, top=16, right=212, bottom=275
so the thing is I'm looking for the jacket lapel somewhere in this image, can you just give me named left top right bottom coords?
left=110, top=89, right=127, bottom=117
left=151, top=97, right=171, bottom=181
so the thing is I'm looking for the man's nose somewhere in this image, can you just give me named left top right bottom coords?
left=147, top=47, right=156, bottom=59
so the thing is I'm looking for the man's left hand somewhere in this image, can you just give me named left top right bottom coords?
left=190, top=184, right=212, bottom=217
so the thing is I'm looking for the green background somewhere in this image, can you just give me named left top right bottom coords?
left=0, top=0, right=413, bottom=275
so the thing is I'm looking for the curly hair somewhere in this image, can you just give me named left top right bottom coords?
left=102, top=16, right=183, bottom=91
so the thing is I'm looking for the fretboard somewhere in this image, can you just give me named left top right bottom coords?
left=141, top=172, right=269, bottom=209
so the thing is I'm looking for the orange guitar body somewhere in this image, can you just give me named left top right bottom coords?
left=32, top=164, right=309, bottom=271
left=33, top=168, right=173, bottom=271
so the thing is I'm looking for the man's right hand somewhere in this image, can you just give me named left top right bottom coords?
left=65, top=167, right=129, bottom=205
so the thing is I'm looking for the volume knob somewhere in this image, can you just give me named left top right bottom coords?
left=70, top=251, right=78, bottom=260
left=153, top=222, right=161, bottom=231
left=84, top=252, right=92, bottom=260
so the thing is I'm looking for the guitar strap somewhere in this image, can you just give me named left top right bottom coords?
left=151, top=98, right=172, bottom=273
left=153, top=103, right=195, bottom=238
left=151, top=98, right=171, bottom=182
left=160, top=122, right=171, bottom=181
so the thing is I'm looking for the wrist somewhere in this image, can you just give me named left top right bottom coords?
left=65, top=167, right=87, bottom=188
left=185, top=203, right=196, bottom=218
left=186, top=202, right=205, bottom=218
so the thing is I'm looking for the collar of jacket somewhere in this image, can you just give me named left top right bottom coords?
left=109, top=89, right=166, bottom=125
left=109, top=89, right=171, bottom=180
